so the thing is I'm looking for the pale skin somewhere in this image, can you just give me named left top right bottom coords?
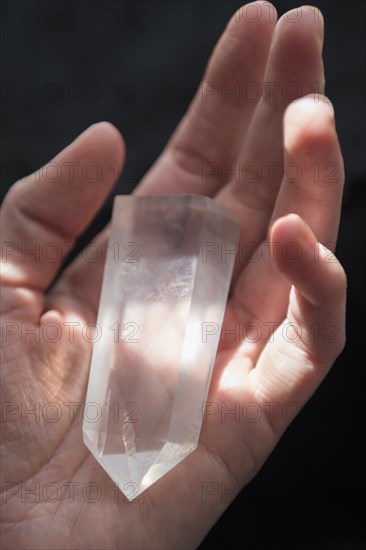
left=1, top=3, right=346, bottom=549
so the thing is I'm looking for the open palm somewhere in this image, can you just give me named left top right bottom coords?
left=1, top=4, right=346, bottom=549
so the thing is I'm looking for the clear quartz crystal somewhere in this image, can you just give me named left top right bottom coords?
left=83, top=195, right=240, bottom=499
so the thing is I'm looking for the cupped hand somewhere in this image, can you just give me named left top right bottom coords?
left=1, top=3, right=346, bottom=549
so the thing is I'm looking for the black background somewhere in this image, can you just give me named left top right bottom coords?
left=1, top=1, right=365, bottom=548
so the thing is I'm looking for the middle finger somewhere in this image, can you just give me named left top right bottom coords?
left=215, top=6, right=324, bottom=281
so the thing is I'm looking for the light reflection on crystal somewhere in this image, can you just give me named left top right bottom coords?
left=83, top=195, right=240, bottom=499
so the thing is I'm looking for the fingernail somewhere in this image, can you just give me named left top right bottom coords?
left=303, top=5, right=324, bottom=31
left=284, top=97, right=334, bottom=150
left=282, top=213, right=316, bottom=246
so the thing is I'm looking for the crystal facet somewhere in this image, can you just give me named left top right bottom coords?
left=83, top=195, right=240, bottom=499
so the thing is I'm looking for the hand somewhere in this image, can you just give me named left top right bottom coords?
left=1, top=3, right=346, bottom=548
